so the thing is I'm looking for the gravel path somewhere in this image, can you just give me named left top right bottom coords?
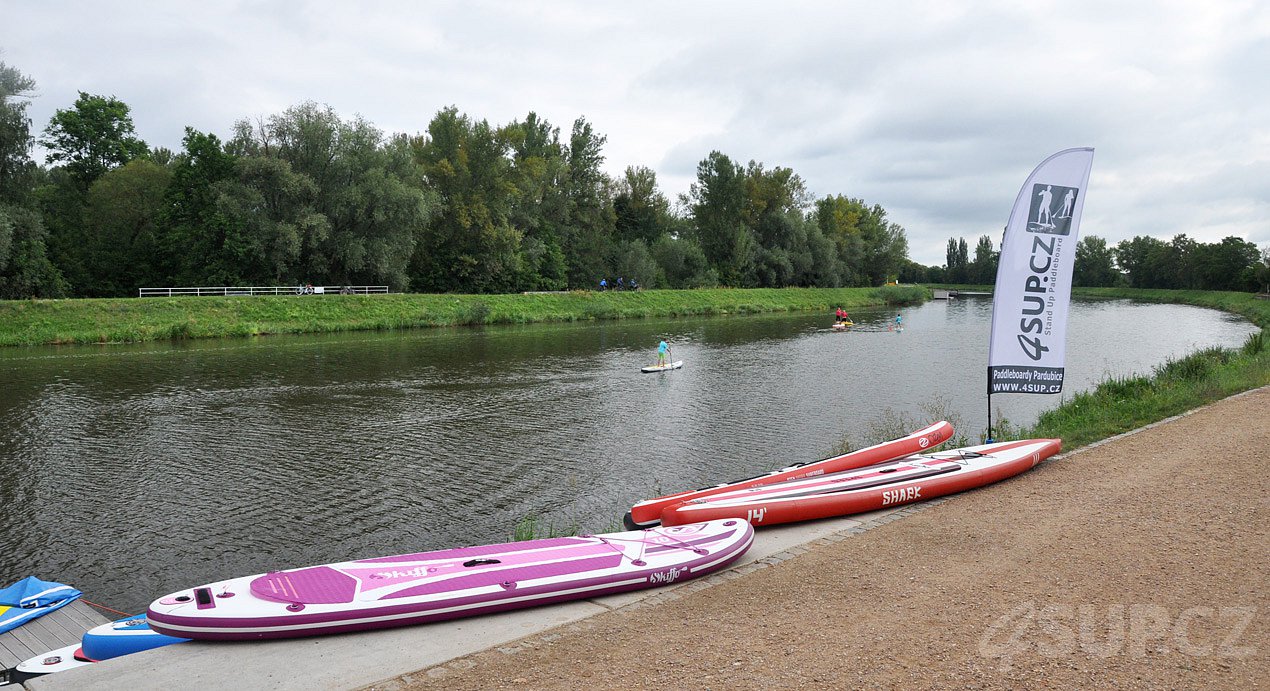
left=373, top=387, right=1269, bottom=690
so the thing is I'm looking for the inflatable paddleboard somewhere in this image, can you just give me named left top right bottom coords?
left=660, top=438, right=1060, bottom=527
left=625, top=421, right=955, bottom=529
left=641, top=360, right=683, bottom=373
left=81, top=613, right=188, bottom=660
left=12, top=614, right=188, bottom=680
left=831, top=321, right=853, bottom=330
left=148, top=519, right=753, bottom=640
left=15, top=643, right=92, bottom=677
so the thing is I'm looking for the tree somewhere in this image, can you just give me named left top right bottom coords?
left=232, top=103, right=433, bottom=290
left=613, top=166, right=671, bottom=246
left=0, top=205, right=67, bottom=298
left=1255, top=245, right=1270, bottom=294
left=814, top=195, right=865, bottom=286
left=1190, top=236, right=1260, bottom=291
left=1073, top=235, right=1118, bottom=287
left=411, top=106, right=520, bottom=293
left=855, top=205, right=908, bottom=286
left=505, top=111, right=569, bottom=290
left=0, top=60, right=38, bottom=205
left=0, top=61, right=66, bottom=298
left=651, top=234, right=716, bottom=288
left=1113, top=236, right=1165, bottom=288
left=158, top=128, right=240, bottom=285
left=743, top=161, right=818, bottom=287
left=687, top=151, right=752, bottom=285
left=82, top=159, right=171, bottom=295
left=41, top=92, right=148, bottom=189
left=970, top=235, right=997, bottom=284
left=945, top=237, right=971, bottom=283
left=559, top=117, right=616, bottom=288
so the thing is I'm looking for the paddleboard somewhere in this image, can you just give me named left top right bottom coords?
left=624, top=421, right=955, bottom=529
left=12, top=614, right=188, bottom=680
left=81, top=613, right=188, bottom=660
left=147, top=519, right=753, bottom=640
left=660, top=438, right=1060, bottom=527
left=14, top=644, right=92, bottom=677
left=640, top=360, right=683, bottom=373
left=831, top=321, right=853, bottom=330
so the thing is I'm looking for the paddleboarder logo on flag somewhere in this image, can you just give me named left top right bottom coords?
left=1027, top=184, right=1080, bottom=236
left=988, top=148, right=1094, bottom=396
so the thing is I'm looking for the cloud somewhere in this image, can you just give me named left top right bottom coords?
left=4, top=0, right=1267, bottom=266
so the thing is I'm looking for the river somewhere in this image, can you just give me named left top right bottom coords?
left=0, top=296, right=1257, bottom=613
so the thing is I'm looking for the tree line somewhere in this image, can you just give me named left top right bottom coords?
left=1, top=59, right=911, bottom=299
left=4, top=57, right=1265, bottom=300
left=904, top=232, right=1268, bottom=292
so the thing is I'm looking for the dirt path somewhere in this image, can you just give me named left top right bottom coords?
left=376, top=388, right=1269, bottom=690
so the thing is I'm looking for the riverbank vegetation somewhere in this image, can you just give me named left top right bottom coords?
left=0, top=285, right=925, bottom=347
left=910, top=233, right=1269, bottom=293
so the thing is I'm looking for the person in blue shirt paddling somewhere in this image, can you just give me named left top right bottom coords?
left=657, top=340, right=672, bottom=367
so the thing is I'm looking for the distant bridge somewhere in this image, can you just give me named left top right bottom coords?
left=933, top=289, right=992, bottom=300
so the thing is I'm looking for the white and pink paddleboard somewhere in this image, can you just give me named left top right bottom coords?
left=147, top=519, right=753, bottom=640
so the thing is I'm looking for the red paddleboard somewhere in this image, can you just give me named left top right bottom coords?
left=660, top=438, right=1060, bottom=527
left=624, top=421, right=955, bottom=529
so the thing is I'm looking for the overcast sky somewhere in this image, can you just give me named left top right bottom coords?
left=4, top=1, right=1268, bottom=266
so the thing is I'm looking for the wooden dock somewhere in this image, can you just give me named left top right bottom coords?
left=0, top=600, right=108, bottom=685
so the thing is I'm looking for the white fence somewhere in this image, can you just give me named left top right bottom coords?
left=138, top=286, right=389, bottom=297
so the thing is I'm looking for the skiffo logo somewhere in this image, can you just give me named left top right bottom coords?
left=1028, top=184, right=1079, bottom=236
left=648, top=566, right=688, bottom=585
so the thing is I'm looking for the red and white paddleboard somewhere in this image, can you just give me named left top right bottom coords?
left=147, top=519, right=753, bottom=641
left=660, top=438, right=1061, bottom=527
left=625, top=421, right=955, bottom=529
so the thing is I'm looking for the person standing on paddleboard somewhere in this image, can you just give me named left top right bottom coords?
left=657, top=340, right=671, bottom=367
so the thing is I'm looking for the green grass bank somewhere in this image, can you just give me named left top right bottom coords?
left=0, top=285, right=925, bottom=347
left=832, top=288, right=1269, bottom=455
left=1011, top=288, right=1270, bottom=449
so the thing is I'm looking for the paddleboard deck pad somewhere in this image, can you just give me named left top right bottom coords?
left=641, top=360, right=683, bottom=373
left=625, top=421, right=955, bottom=529
left=660, top=438, right=1061, bottom=527
left=147, top=519, right=753, bottom=640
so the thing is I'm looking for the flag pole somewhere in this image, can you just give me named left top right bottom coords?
left=986, top=392, right=993, bottom=443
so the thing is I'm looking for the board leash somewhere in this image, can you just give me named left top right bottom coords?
left=83, top=599, right=131, bottom=617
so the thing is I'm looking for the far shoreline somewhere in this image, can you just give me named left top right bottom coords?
left=0, top=286, right=924, bottom=348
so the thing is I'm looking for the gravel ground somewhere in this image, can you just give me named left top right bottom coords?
left=372, top=387, right=1268, bottom=690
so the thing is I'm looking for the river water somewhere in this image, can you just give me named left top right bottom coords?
left=0, top=296, right=1258, bottom=613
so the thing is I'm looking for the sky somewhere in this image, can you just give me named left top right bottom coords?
left=3, top=0, right=1268, bottom=266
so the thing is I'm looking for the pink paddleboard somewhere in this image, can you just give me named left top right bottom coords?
left=148, top=519, right=753, bottom=640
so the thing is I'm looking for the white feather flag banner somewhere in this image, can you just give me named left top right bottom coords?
left=988, top=148, right=1095, bottom=395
